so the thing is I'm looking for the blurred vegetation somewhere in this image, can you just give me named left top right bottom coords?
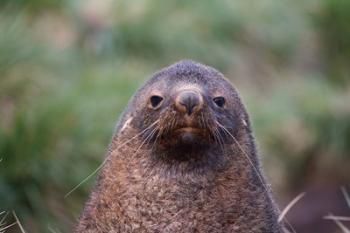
left=0, top=0, right=349, bottom=232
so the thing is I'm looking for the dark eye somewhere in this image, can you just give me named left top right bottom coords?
left=213, top=97, right=225, bottom=107
left=150, top=95, right=163, bottom=108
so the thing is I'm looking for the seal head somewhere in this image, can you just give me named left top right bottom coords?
left=118, top=60, right=247, bottom=169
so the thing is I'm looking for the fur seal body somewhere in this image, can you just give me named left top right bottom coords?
left=76, top=60, right=282, bottom=232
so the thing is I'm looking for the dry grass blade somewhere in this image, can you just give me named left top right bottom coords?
left=324, top=213, right=350, bottom=233
left=278, top=192, right=305, bottom=222
left=48, top=224, right=62, bottom=233
left=0, top=222, right=17, bottom=233
left=0, top=211, right=10, bottom=233
left=0, top=211, right=20, bottom=233
left=324, top=215, right=350, bottom=221
left=12, top=211, right=25, bottom=233
left=0, top=212, right=7, bottom=226
left=282, top=226, right=293, bottom=233
left=341, top=186, right=350, bottom=209
left=323, top=187, right=350, bottom=233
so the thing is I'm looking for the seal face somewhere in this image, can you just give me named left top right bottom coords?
left=76, top=60, right=282, bottom=233
left=128, top=62, right=243, bottom=168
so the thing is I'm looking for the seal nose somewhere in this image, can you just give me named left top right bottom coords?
left=175, top=90, right=203, bottom=115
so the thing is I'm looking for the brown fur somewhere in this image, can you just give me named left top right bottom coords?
left=75, top=60, right=283, bottom=232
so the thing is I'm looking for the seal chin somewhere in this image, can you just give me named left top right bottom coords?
left=179, top=131, right=197, bottom=144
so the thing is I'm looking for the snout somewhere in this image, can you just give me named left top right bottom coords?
left=175, top=90, right=203, bottom=115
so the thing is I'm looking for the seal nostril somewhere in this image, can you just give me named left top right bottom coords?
left=176, top=91, right=202, bottom=115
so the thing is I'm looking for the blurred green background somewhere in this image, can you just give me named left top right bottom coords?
left=0, top=0, right=349, bottom=232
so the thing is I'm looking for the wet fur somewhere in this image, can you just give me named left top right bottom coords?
left=76, top=60, right=282, bottom=232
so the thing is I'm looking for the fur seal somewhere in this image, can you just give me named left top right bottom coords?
left=75, top=60, right=282, bottom=232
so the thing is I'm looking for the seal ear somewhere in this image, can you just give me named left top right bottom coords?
left=113, top=109, right=134, bottom=134
left=241, top=118, right=247, bottom=127
left=120, top=117, right=133, bottom=132
left=239, top=111, right=249, bottom=129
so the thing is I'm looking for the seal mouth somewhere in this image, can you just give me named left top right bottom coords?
left=143, top=107, right=225, bottom=151
left=174, top=127, right=201, bottom=133
left=170, top=126, right=208, bottom=145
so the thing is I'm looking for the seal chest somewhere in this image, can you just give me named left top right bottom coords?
left=76, top=60, right=283, bottom=233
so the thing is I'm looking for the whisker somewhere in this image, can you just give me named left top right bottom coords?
left=134, top=125, right=159, bottom=155
left=65, top=119, right=160, bottom=197
left=151, top=128, right=161, bottom=152
left=200, top=112, right=206, bottom=129
left=213, top=126, right=225, bottom=153
left=215, top=121, right=269, bottom=193
left=215, top=121, right=296, bottom=233
left=153, top=124, right=165, bottom=150
left=170, top=113, right=177, bottom=132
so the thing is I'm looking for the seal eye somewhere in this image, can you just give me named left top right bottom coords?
left=213, top=97, right=225, bottom=107
left=150, top=95, right=163, bottom=108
